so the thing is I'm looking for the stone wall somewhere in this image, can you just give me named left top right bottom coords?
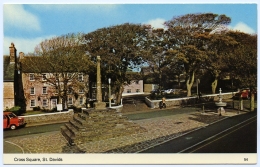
left=3, top=82, right=15, bottom=110
left=110, top=105, right=123, bottom=112
left=21, top=110, right=74, bottom=126
left=145, top=92, right=235, bottom=109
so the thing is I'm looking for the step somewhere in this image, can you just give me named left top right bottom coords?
left=69, top=119, right=86, bottom=131
left=64, top=123, right=79, bottom=136
left=77, top=113, right=88, bottom=121
left=60, top=126, right=75, bottom=146
left=73, top=115, right=87, bottom=126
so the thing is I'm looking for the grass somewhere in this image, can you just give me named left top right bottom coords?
left=23, top=110, right=47, bottom=116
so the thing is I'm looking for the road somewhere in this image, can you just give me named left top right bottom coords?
left=182, top=117, right=257, bottom=153
left=140, top=111, right=257, bottom=153
left=3, top=107, right=198, bottom=139
left=3, top=123, right=64, bottom=139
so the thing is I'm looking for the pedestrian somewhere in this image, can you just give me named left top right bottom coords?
left=160, top=96, right=166, bottom=109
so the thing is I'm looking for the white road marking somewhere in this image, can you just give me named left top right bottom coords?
left=5, top=141, right=25, bottom=154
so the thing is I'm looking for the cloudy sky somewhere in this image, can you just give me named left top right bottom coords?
left=2, top=0, right=258, bottom=55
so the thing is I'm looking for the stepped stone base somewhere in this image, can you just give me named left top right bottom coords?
left=60, top=108, right=147, bottom=150
left=94, top=102, right=106, bottom=110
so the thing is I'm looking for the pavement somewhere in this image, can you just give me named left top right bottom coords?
left=3, top=105, right=251, bottom=154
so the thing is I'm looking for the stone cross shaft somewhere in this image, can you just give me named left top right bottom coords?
left=96, top=56, right=102, bottom=103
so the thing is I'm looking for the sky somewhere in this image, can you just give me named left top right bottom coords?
left=2, top=0, right=258, bottom=56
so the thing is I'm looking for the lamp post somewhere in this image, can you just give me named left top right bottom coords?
left=197, top=79, right=200, bottom=95
left=108, top=78, right=111, bottom=108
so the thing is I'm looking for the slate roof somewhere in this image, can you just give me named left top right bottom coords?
left=3, top=55, right=15, bottom=81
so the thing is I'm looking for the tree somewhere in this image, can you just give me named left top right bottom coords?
left=21, top=33, right=94, bottom=110
left=144, top=28, right=172, bottom=93
left=225, top=31, right=257, bottom=111
left=83, top=23, right=150, bottom=104
left=165, top=13, right=231, bottom=96
left=201, top=31, right=238, bottom=94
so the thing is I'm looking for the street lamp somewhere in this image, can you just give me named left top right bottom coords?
left=108, top=78, right=111, bottom=108
left=197, top=79, right=200, bottom=95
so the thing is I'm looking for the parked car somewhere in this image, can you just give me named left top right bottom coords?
left=165, top=89, right=174, bottom=94
left=3, top=112, right=26, bottom=130
left=151, top=89, right=165, bottom=94
left=165, top=89, right=182, bottom=94
left=234, top=88, right=250, bottom=99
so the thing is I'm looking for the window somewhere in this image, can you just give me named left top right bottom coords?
left=135, top=80, right=139, bottom=84
left=79, top=89, right=84, bottom=94
left=42, top=74, right=47, bottom=81
left=68, top=86, right=73, bottom=94
left=79, top=97, right=83, bottom=105
left=67, top=73, right=72, bottom=78
left=55, top=88, right=58, bottom=94
left=78, top=73, right=83, bottom=82
left=30, top=87, right=35, bottom=95
left=127, top=89, right=131, bottom=93
left=30, top=100, right=36, bottom=107
left=68, top=97, right=73, bottom=105
left=136, top=89, right=140, bottom=93
left=29, top=73, right=35, bottom=81
left=42, top=99, right=48, bottom=107
left=42, top=87, right=47, bottom=94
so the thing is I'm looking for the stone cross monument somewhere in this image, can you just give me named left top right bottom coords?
left=94, top=56, right=106, bottom=109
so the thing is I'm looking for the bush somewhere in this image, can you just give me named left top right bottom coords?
left=6, top=106, right=22, bottom=116
left=51, top=107, right=57, bottom=112
left=33, top=106, right=41, bottom=111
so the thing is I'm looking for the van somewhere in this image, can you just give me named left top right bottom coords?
left=3, top=112, right=26, bottom=130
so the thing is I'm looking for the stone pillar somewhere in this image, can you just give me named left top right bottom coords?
left=94, top=56, right=106, bottom=109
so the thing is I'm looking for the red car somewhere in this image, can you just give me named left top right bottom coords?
left=3, top=112, right=26, bottom=130
left=234, top=88, right=250, bottom=99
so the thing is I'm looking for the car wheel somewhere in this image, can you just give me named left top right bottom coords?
left=10, top=125, right=16, bottom=130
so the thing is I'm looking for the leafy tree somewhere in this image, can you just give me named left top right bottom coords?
left=144, top=28, right=172, bottom=92
left=225, top=31, right=257, bottom=111
left=21, top=33, right=94, bottom=110
left=201, top=31, right=238, bottom=94
left=165, top=13, right=231, bottom=96
left=83, top=23, right=150, bottom=104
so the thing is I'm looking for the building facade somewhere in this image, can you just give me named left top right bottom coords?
left=21, top=67, right=89, bottom=111
left=122, top=80, right=144, bottom=95
left=3, top=43, right=24, bottom=110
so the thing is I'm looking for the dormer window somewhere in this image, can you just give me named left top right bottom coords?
left=78, top=73, right=83, bottom=82
left=29, top=73, right=35, bottom=81
left=42, top=74, right=47, bottom=81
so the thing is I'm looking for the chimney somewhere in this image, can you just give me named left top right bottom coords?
left=19, top=52, right=24, bottom=61
left=9, top=43, right=17, bottom=64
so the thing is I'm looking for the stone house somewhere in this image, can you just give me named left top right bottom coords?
left=20, top=55, right=90, bottom=111
left=3, top=43, right=89, bottom=111
left=3, top=43, right=25, bottom=111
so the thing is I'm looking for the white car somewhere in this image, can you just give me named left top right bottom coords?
left=165, top=89, right=174, bottom=94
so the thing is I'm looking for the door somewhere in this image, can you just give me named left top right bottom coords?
left=3, top=115, right=8, bottom=129
left=51, top=99, right=57, bottom=109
